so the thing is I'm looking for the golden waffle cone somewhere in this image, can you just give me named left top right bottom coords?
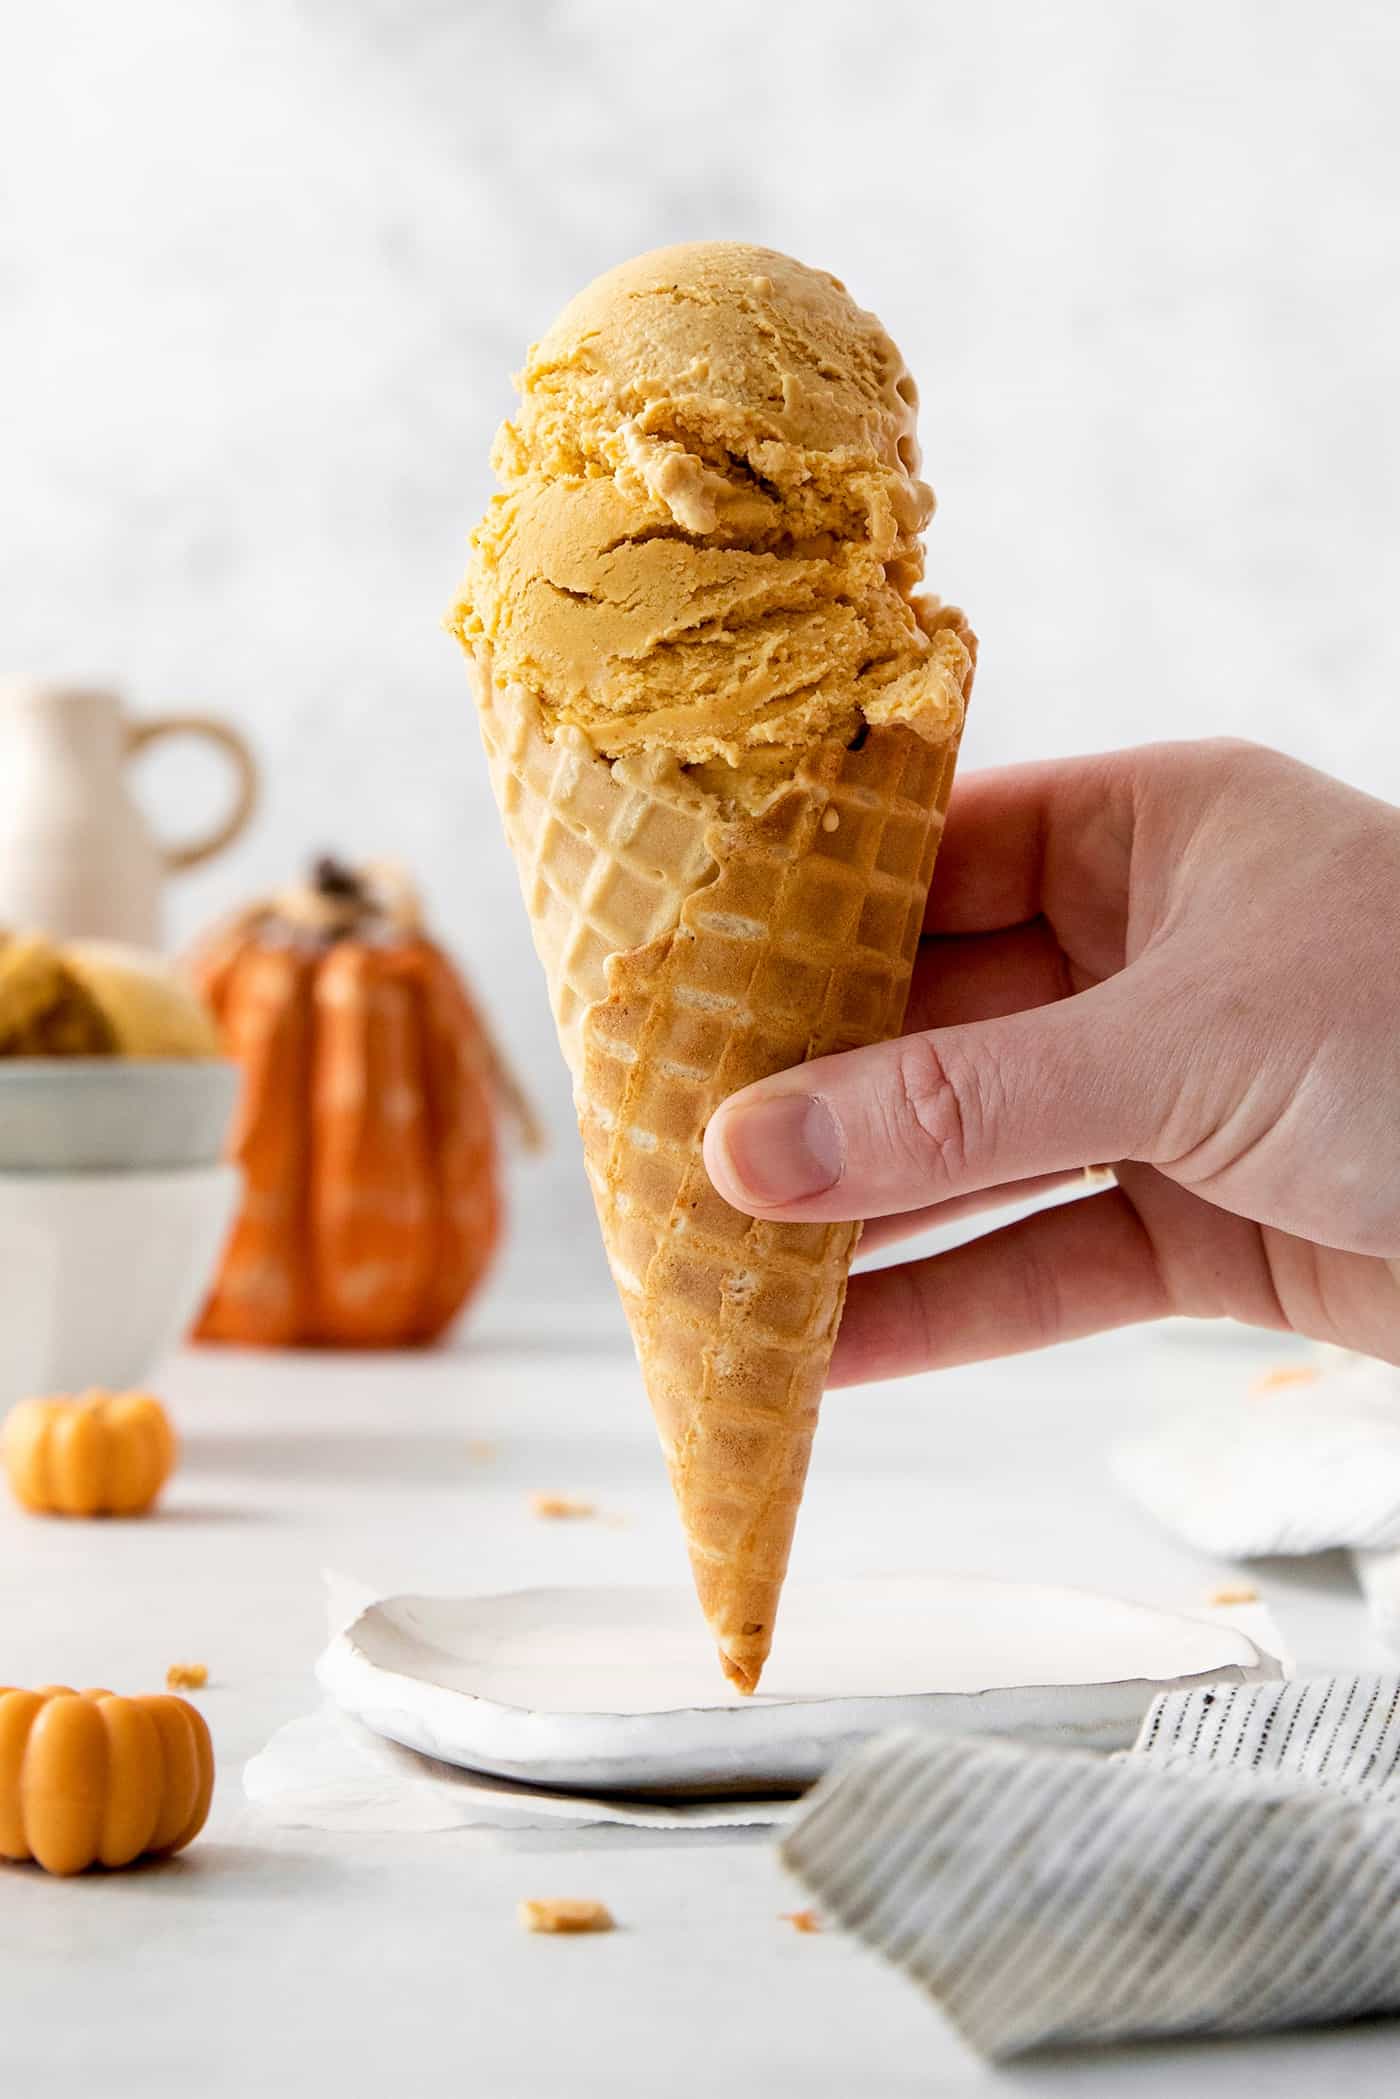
left=472, top=616, right=971, bottom=1690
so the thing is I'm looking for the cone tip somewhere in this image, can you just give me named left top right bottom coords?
left=720, top=1647, right=761, bottom=1696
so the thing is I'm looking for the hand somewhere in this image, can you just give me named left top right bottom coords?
left=703, top=740, right=1400, bottom=1383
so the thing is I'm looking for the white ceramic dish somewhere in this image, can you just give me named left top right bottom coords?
left=0, top=1162, right=239, bottom=1402
left=0, top=1058, right=238, bottom=1171
left=317, top=1578, right=1282, bottom=1798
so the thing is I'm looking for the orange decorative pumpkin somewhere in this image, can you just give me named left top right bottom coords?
left=192, top=858, right=536, bottom=1347
left=0, top=1686, right=213, bottom=1875
left=3, top=1390, right=177, bottom=1517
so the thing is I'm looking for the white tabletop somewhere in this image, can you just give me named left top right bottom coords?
left=3, top=1306, right=1395, bottom=2097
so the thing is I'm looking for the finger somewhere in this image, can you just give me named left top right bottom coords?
left=904, top=919, right=1075, bottom=1036
left=927, top=756, right=1134, bottom=944
left=704, top=976, right=1157, bottom=1224
left=856, top=1169, right=1102, bottom=1254
left=829, top=1187, right=1169, bottom=1385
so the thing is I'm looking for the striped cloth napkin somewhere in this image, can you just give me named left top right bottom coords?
left=781, top=1675, right=1400, bottom=2059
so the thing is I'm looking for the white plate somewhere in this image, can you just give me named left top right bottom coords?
left=317, top=1577, right=1281, bottom=1798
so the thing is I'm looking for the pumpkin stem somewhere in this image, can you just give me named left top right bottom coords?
left=271, top=856, right=424, bottom=941
left=311, top=855, right=367, bottom=906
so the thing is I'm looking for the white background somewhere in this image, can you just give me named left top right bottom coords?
left=3, top=0, right=1398, bottom=1306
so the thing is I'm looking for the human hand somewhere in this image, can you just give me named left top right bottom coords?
left=703, top=740, right=1400, bottom=1383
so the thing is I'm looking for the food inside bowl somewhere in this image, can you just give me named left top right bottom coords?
left=0, top=933, right=219, bottom=1058
left=0, top=936, right=115, bottom=1053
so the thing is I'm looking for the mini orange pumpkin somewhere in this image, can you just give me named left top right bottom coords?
left=3, top=1390, right=177, bottom=1517
left=0, top=1686, right=213, bottom=1875
left=192, top=858, right=538, bottom=1347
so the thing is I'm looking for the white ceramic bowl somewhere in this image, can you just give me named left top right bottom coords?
left=0, top=1059, right=239, bottom=1172
left=0, top=1163, right=240, bottom=1404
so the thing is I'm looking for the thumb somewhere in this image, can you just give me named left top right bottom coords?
left=703, top=978, right=1162, bottom=1223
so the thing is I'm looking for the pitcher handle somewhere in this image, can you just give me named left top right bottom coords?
left=127, top=714, right=260, bottom=872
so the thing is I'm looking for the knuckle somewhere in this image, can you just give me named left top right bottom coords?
left=1147, top=735, right=1262, bottom=791
left=1008, top=1230, right=1066, bottom=1352
left=1184, top=735, right=1282, bottom=793
left=1202, top=734, right=1265, bottom=765
left=888, top=1034, right=984, bottom=1189
left=887, top=1258, right=941, bottom=1378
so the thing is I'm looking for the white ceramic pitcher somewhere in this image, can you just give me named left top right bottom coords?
left=0, top=680, right=259, bottom=947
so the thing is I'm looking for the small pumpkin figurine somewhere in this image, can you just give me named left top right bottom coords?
left=192, top=857, right=538, bottom=1347
left=2, top=1389, right=177, bottom=1517
left=0, top=1686, right=213, bottom=1875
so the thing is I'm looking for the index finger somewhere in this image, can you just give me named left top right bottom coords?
left=927, top=752, right=1135, bottom=936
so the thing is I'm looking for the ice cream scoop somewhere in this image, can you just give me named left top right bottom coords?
left=451, top=243, right=964, bottom=776
left=0, top=934, right=220, bottom=1059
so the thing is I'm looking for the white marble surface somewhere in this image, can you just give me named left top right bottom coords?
left=3, top=2, right=1399, bottom=1299
left=1, top=1309, right=1396, bottom=2094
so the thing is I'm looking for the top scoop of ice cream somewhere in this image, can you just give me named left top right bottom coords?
left=451, top=242, right=969, bottom=774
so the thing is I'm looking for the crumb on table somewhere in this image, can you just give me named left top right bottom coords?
left=467, top=1440, right=498, bottom=1463
left=529, top=1492, right=597, bottom=1520
left=780, top=1909, right=823, bottom=1933
left=1208, top=1585, right=1260, bottom=1607
left=1250, top=1365, right=1321, bottom=1396
left=165, top=1662, right=208, bottom=1691
left=518, top=1898, right=615, bottom=1935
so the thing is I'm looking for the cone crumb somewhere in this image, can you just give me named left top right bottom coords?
left=530, top=1492, right=597, bottom=1520
left=1250, top=1365, right=1321, bottom=1396
left=165, top=1663, right=208, bottom=1691
left=519, top=1898, right=615, bottom=1935
left=467, top=1440, right=498, bottom=1463
left=1209, top=1584, right=1260, bottom=1607
left=781, top=1909, right=823, bottom=1934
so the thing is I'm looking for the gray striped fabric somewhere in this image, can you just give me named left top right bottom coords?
left=780, top=1675, right=1400, bottom=2059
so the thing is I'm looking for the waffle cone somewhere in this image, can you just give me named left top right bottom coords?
left=472, top=616, right=972, bottom=1690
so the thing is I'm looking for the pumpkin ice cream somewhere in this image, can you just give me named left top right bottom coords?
left=455, top=242, right=966, bottom=778
left=0, top=936, right=117, bottom=1055
left=451, top=242, right=975, bottom=1691
left=0, top=934, right=218, bottom=1057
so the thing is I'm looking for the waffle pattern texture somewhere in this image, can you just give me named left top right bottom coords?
left=473, top=616, right=970, bottom=1690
